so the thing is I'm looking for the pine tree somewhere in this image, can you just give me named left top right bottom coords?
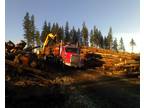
left=82, top=22, right=88, bottom=46
left=35, top=31, right=41, bottom=46
left=51, top=22, right=59, bottom=35
left=119, top=37, right=125, bottom=52
left=98, top=30, right=103, bottom=48
left=100, top=35, right=104, bottom=48
left=64, top=21, right=70, bottom=42
left=130, top=38, right=136, bottom=53
left=77, top=28, right=82, bottom=46
left=23, top=12, right=32, bottom=46
left=103, top=36, right=108, bottom=49
left=90, top=26, right=104, bottom=48
left=48, top=22, right=51, bottom=33
left=71, top=26, right=78, bottom=44
left=57, top=26, right=64, bottom=42
left=69, top=27, right=73, bottom=41
left=112, top=38, right=118, bottom=52
left=30, top=15, right=36, bottom=47
left=107, top=27, right=113, bottom=49
left=93, top=26, right=99, bottom=47
left=40, top=21, right=50, bottom=42
left=90, top=30, right=94, bottom=47
left=55, top=23, right=60, bottom=42
left=51, top=23, right=56, bottom=34
left=48, top=23, right=57, bottom=45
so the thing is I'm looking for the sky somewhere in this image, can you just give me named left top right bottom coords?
left=5, top=0, right=140, bottom=52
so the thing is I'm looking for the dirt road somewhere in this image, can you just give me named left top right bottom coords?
left=6, top=67, right=139, bottom=108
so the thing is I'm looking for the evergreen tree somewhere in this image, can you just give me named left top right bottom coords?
left=69, top=27, right=73, bottom=41
left=48, top=23, right=57, bottom=45
left=112, top=38, right=118, bottom=52
left=64, top=21, right=70, bottom=42
left=35, top=31, right=41, bottom=46
left=103, top=36, right=108, bottom=49
left=71, top=26, right=78, bottom=44
left=51, top=22, right=59, bottom=35
left=82, top=22, right=88, bottom=46
left=23, top=12, right=32, bottom=46
left=119, top=37, right=125, bottom=52
left=93, top=26, right=99, bottom=47
left=57, top=26, right=64, bottom=42
left=51, top=23, right=56, bottom=34
left=30, top=15, right=36, bottom=47
left=98, top=30, right=103, bottom=48
left=90, top=26, right=104, bottom=48
left=40, top=21, right=50, bottom=42
left=130, top=38, right=136, bottom=53
left=90, top=30, right=94, bottom=47
left=107, top=27, right=113, bottom=49
left=77, top=28, right=82, bottom=46
left=48, top=22, right=51, bottom=33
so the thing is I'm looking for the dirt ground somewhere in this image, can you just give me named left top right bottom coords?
left=5, top=66, right=139, bottom=108
left=5, top=47, right=140, bottom=108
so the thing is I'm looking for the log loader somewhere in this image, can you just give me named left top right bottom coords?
left=39, top=33, right=83, bottom=68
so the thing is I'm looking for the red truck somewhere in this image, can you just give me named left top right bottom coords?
left=59, top=45, right=82, bottom=68
left=39, top=33, right=83, bottom=68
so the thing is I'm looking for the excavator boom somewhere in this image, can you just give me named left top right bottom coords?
left=43, top=33, right=56, bottom=50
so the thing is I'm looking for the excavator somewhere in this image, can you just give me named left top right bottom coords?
left=39, top=33, right=83, bottom=68
left=42, top=33, right=57, bottom=50
left=35, top=33, right=57, bottom=56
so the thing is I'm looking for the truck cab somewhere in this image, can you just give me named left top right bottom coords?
left=60, top=45, right=82, bottom=68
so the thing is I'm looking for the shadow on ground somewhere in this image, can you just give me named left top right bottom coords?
left=6, top=75, right=139, bottom=108
left=70, top=76, right=140, bottom=108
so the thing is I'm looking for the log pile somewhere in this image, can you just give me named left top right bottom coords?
left=5, top=41, right=140, bottom=87
left=80, top=46, right=140, bottom=77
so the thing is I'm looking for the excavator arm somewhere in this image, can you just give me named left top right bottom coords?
left=43, top=33, right=56, bottom=50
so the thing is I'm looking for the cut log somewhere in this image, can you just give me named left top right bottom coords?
left=5, top=59, right=44, bottom=76
left=5, top=59, right=51, bottom=84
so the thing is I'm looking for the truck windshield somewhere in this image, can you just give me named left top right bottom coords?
left=65, top=47, right=79, bottom=54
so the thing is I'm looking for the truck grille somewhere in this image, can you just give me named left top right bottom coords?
left=71, top=55, right=80, bottom=64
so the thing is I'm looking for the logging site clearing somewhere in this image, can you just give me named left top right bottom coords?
left=5, top=39, right=140, bottom=108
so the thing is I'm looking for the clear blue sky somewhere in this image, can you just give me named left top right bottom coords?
left=5, top=0, right=140, bottom=51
